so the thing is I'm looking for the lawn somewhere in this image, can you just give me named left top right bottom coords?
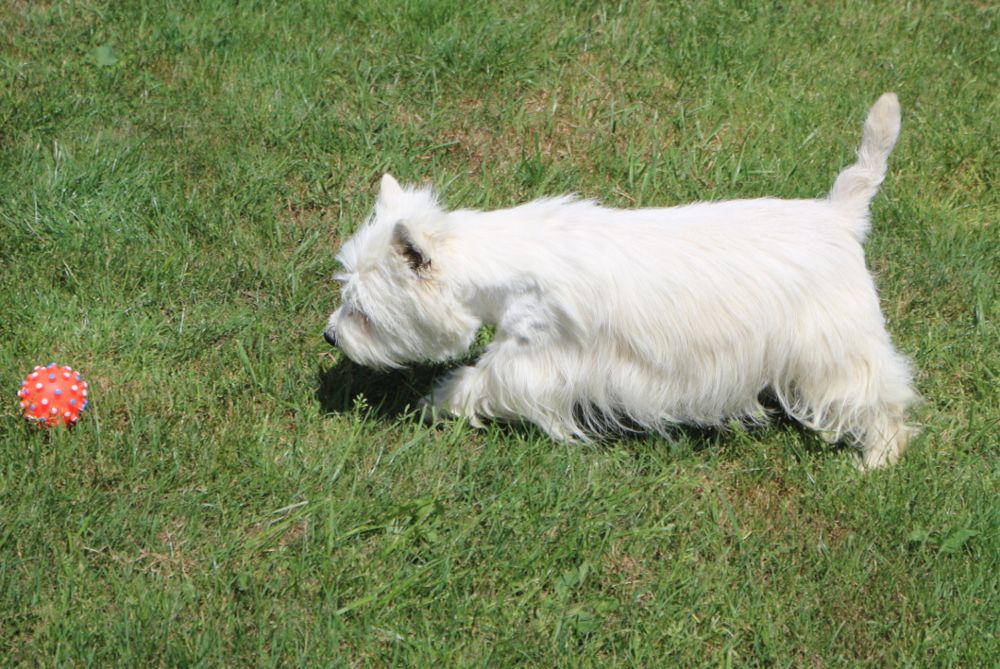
left=1, top=0, right=997, bottom=666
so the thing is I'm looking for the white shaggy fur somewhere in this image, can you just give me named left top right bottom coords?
left=325, top=93, right=916, bottom=468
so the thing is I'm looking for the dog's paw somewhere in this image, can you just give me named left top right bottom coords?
left=416, top=394, right=485, bottom=429
left=416, top=395, right=445, bottom=425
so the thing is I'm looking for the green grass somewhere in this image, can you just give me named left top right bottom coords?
left=1, top=0, right=997, bottom=666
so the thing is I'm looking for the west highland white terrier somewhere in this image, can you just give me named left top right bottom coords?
left=324, top=93, right=917, bottom=468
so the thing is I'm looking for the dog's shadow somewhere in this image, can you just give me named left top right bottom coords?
left=315, top=358, right=446, bottom=420
left=316, top=363, right=850, bottom=463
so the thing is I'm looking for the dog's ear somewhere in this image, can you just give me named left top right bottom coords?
left=379, top=173, right=405, bottom=205
left=392, top=222, right=431, bottom=273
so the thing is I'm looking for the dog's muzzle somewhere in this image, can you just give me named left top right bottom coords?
left=323, top=327, right=338, bottom=347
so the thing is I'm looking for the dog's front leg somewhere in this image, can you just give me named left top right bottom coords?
left=420, top=365, right=489, bottom=428
left=421, top=342, right=583, bottom=442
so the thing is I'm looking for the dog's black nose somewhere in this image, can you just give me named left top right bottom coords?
left=323, top=328, right=338, bottom=347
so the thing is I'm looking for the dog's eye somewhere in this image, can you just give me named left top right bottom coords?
left=348, top=305, right=371, bottom=326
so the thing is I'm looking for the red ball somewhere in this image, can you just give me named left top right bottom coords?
left=17, top=363, right=90, bottom=428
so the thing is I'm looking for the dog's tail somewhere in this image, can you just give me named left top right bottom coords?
left=828, top=93, right=901, bottom=241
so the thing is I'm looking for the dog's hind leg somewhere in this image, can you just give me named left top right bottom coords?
left=845, top=343, right=917, bottom=469
left=856, top=410, right=917, bottom=469
left=781, top=334, right=916, bottom=469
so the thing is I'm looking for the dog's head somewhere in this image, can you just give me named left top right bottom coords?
left=324, top=174, right=481, bottom=368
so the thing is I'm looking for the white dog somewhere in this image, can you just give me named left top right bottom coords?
left=325, top=93, right=916, bottom=468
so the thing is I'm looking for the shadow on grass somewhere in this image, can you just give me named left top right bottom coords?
left=315, top=358, right=445, bottom=420
left=316, top=363, right=848, bottom=461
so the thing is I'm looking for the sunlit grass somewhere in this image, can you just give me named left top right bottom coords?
left=1, top=1, right=997, bottom=666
